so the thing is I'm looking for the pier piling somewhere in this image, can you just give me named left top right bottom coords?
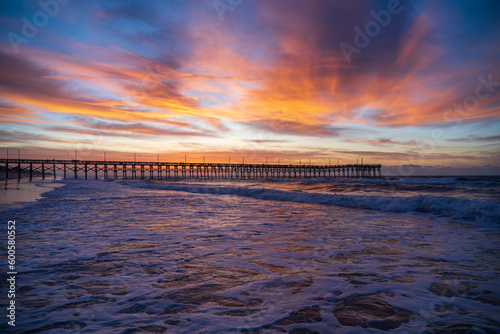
left=0, top=159, right=382, bottom=181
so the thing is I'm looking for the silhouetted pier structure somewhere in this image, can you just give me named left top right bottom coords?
left=1, top=159, right=382, bottom=180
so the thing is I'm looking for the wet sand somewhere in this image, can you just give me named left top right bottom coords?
left=1, top=180, right=499, bottom=333
left=0, top=179, right=63, bottom=206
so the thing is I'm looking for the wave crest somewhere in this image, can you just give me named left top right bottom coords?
left=134, top=181, right=500, bottom=223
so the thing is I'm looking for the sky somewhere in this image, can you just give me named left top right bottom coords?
left=1, top=0, right=500, bottom=175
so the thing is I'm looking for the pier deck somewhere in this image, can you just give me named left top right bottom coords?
left=0, top=159, right=382, bottom=180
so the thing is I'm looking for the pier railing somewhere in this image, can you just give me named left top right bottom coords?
left=0, top=159, right=382, bottom=180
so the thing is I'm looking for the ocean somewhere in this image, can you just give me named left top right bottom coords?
left=1, top=176, right=500, bottom=333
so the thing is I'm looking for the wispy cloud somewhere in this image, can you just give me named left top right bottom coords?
left=347, top=138, right=422, bottom=146
left=0, top=0, right=499, bottom=170
left=448, top=135, right=500, bottom=143
left=244, top=119, right=345, bottom=137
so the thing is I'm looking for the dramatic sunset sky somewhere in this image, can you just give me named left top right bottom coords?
left=1, top=0, right=499, bottom=175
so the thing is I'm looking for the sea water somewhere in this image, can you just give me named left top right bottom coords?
left=1, top=176, right=499, bottom=333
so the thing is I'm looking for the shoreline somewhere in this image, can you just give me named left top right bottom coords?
left=1, top=179, right=498, bottom=333
left=0, top=178, right=64, bottom=206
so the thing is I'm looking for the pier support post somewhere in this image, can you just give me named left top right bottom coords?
left=0, top=160, right=382, bottom=182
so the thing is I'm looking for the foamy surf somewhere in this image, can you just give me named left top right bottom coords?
left=2, top=178, right=499, bottom=333
left=131, top=180, right=500, bottom=223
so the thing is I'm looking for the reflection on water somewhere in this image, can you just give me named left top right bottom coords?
left=0, top=178, right=64, bottom=206
left=1, top=179, right=499, bottom=333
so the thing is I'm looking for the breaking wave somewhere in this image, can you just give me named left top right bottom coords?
left=134, top=181, right=500, bottom=223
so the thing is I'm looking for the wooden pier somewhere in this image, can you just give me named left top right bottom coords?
left=0, top=159, right=382, bottom=180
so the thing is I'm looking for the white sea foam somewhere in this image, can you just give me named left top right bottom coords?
left=131, top=181, right=500, bottom=223
left=267, top=177, right=462, bottom=185
left=3, top=178, right=499, bottom=333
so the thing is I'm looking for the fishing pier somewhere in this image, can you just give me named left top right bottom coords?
left=1, top=159, right=382, bottom=180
